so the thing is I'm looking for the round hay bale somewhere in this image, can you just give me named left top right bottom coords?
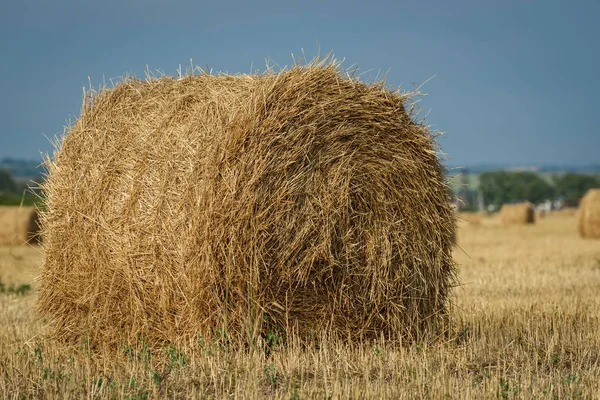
left=456, top=211, right=485, bottom=227
left=38, top=62, right=456, bottom=347
left=0, top=206, right=40, bottom=246
left=578, top=189, right=600, bottom=238
left=499, top=202, right=535, bottom=225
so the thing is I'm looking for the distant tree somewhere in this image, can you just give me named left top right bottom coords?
left=0, top=169, right=41, bottom=206
left=554, top=173, right=600, bottom=200
left=455, top=189, right=478, bottom=211
left=0, top=169, right=17, bottom=193
left=479, top=171, right=553, bottom=208
left=512, top=172, right=555, bottom=204
left=479, top=171, right=511, bottom=207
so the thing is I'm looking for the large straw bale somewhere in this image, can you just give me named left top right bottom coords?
left=499, top=203, right=535, bottom=225
left=578, top=189, right=600, bottom=238
left=0, top=206, right=40, bottom=246
left=38, top=61, right=456, bottom=347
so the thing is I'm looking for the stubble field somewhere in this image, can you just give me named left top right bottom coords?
left=1, top=211, right=599, bottom=398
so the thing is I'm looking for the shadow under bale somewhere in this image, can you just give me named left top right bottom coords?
left=38, top=59, right=456, bottom=348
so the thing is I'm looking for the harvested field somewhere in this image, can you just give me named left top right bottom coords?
left=1, top=211, right=599, bottom=398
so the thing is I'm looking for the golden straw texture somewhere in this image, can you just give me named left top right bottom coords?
left=38, top=60, right=456, bottom=348
left=578, top=189, right=600, bottom=238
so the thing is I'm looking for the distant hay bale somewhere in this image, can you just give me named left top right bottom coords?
left=499, top=203, right=535, bottom=225
left=38, top=61, right=456, bottom=348
left=578, top=189, right=600, bottom=238
left=452, top=211, right=487, bottom=245
left=0, top=206, right=40, bottom=246
left=456, top=211, right=485, bottom=227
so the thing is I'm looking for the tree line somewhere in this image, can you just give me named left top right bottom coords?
left=477, top=171, right=599, bottom=210
left=3, top=167, right=599, bottom=209
left=0, top=169, right=39, bottom=206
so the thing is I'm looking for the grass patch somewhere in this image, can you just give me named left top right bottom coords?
left=0, top=280, right=32, bottom=295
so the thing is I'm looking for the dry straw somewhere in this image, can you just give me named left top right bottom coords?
left=499, top=203, right=535, bottom=225
left=38, top=58, right=456, bottom=348
left=0, top=206, right=40, bottom=246
left=578, top=189, right=600, bottom=238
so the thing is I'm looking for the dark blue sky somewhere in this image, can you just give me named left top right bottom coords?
left=1, top=0, right=598, bottom=166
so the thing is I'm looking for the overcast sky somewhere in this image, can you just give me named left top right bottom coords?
left=1, top=0, right=598, bottom=166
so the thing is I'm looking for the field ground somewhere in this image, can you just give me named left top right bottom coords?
left=1, top=212, right=599, bottom=398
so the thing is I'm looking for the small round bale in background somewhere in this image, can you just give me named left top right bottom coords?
left=0, top=206, right=40, bottom=246
left=499, top=203, right=535, bottom=225
left=578, top=189, right=600, bottom=238
left=456, top=211, right=485, bottom=227
left=38, top=60, right=456, bottom=348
